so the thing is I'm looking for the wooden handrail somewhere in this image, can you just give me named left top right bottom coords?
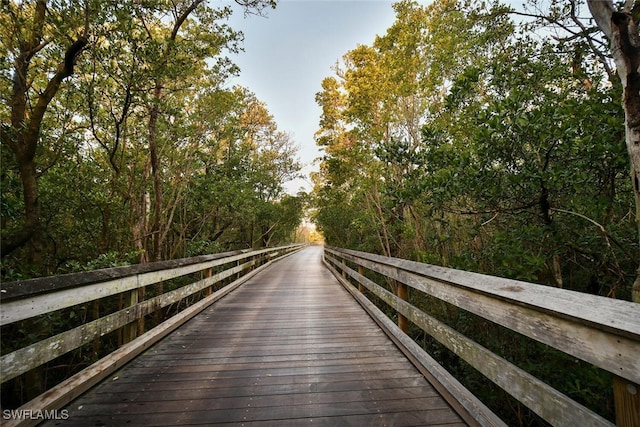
left=1, top=250, right=245, bottom=301
left=0, top=244, right=304, bottom=425
left=324, top=246, right=640, bottom=427
left=1, top=246, right=302, bottom=326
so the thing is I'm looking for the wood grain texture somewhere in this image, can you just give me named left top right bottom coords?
left=325, top=247, right=640, bottom=384
left=325, top=254, right=612, bottom=427
left=1, top=261, right=250, bottom=382
left=3, top=258, right=278, bottom=427
left=42, top=246, right=466, bottom=427
left=0, top=245, right=302, bottom=326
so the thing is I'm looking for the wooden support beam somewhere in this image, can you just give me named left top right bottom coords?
left=397, top=281, right=409, bottom=334
left=122, top=288, right=138, bottom=343
left=613, top=376, right=640, bottom=427
left=204, top=268, right=213, bottom=296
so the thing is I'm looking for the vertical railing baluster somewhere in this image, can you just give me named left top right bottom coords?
left=204, top=268, right=213, bottom=296
left=137, top=284, right=146, bottom=336
left=123, top=287, right=139, bottom=343
left=396, top=280, right=409, bottom=334
left=613, top=376, right=640, bottom=427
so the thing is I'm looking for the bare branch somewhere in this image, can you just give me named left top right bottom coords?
left=569, top=0, right=615, bottom=79
left=496, top=4, right=616, bottom=82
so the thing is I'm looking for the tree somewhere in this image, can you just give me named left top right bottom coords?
left=313, top=0, right=636, bottom=299
left=313, top=0, right=512, bottom=258
left=440, top=37, right=631, bottom=291
left=1, top=0, right=281, bottom=274
left=1, top=0, right=90, bottom=265
left=133, top=0, right=243, bottom=261
left=173, top=86, right=300, bottom=253
left=587, top=0, right=640, bottom=302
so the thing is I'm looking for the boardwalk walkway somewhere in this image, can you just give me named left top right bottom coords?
left=46, top=246, right=467, bottom=426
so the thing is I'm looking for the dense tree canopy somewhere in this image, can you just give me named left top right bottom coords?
left=1, top=0, right=303, bottom=279
left=312, top=0, right=636, bottom=301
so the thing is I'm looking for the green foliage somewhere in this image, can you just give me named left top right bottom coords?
left=61, top=251, right=144, bottom=273
left=314, top=0, right=634, bottom=293
left=1, top=0, right=301, bottom=279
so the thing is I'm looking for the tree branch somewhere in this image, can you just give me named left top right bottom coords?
left=171, top=0, right=206, bottom=41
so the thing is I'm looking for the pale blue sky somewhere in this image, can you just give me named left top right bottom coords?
left=224, top=0, right=399, bottom=193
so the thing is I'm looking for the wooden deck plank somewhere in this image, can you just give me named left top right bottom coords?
left=44, top=246, right=467, bottom=426
left=91, top=374, right=430, bottom=396
left=205, top=415, right=467, bottom=427
left=127, top=349, right=404, bottom=364
left=55, top=400, right=463, bottom=426
left=114, top=356, right=412, bottom=375
left=68, top=388, right=446, bottom=415
left=80, top=383, right=440, bottom=404
left=91, top=369, right=428, bottom=394
left=56, top=409, right=463, bottom=427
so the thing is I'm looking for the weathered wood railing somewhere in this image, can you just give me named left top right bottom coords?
left=324, top=246, right=640, bottom=427
left=0, top=244, right=304, bottom=425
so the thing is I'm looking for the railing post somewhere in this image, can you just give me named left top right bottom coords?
left=92, top=300, right=101, bottom=357
left=397, top=280, right=409, bottom=334
left=137, top=287, right=146, bottom=336
left=153, top=281, right=164, bottom=324
left=123, top=288, right=139, bottom=343
left=613, top=376, right=640, bottom=427
left=204, top=268, right=213, bottom=296
left=358, top=265, right=365, bottom=293
left=341, top=259, right=347, bottom=279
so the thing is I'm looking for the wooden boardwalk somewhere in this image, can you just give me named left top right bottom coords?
left=46, top=246, right=467, bottom=426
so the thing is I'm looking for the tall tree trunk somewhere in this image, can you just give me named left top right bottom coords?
left=17, top=157, right=43, bottom=266
left=142, top=0, right=206, bottom=262
left=148, top=84, right=164, bottom=262
left=588, top=0, right=640, bottom=302
left=2, top=0, right=88, bottom=265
